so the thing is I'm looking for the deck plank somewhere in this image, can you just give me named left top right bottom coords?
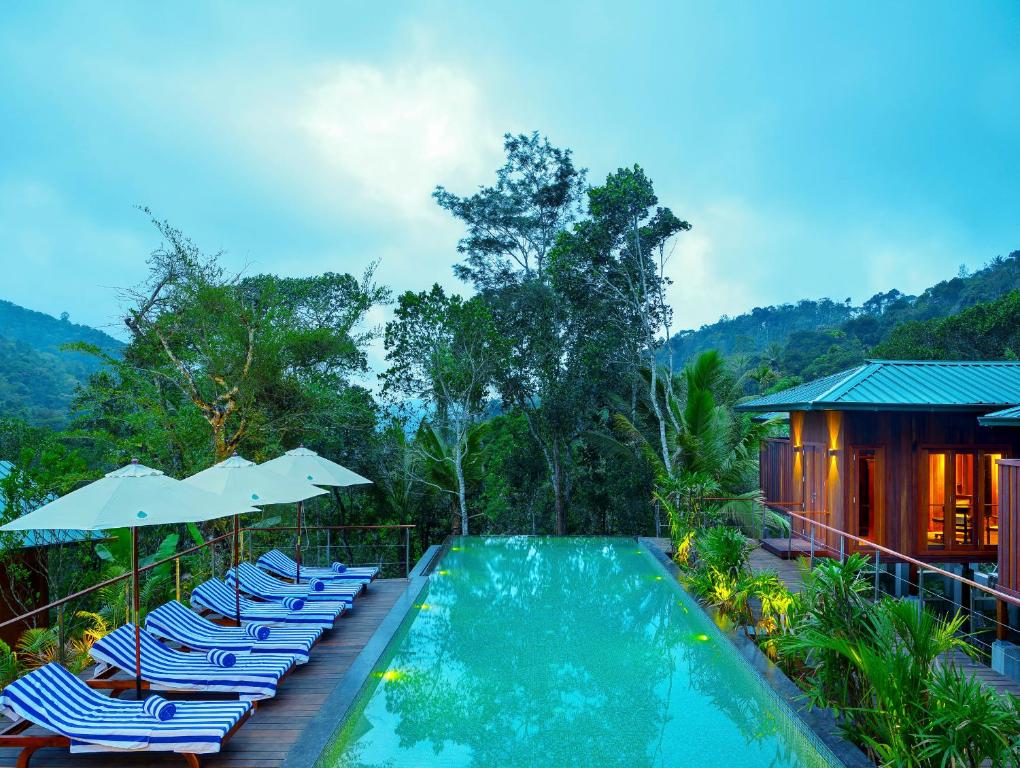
left=0, top=579, right=409, bottom=768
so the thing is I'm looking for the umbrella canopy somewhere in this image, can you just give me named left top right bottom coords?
left=0, top=460, right=256, bottom=699
left=182, top=454, right=328, bottom=506
left=0, top=461, right=256, bottom=532
left=261, top=447, right=372, bottom=488
left=182, top=454, right=327, bottom=625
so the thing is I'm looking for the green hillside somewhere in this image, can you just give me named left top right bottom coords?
left=0, top=300, right=124, bottom=426
left=669, top=250, right=1020, bottom=382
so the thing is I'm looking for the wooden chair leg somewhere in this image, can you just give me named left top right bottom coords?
left=16, top=745, right=39, bottom=768
left=183, top=753, right=201, bottom=768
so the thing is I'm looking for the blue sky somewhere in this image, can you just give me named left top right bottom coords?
left=2, top=1, right=1019, bottom=368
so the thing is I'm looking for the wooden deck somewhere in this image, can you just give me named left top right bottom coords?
left=0, top=578, right=410, bottom=768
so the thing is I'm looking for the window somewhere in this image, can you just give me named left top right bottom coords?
left=924, top=449, right=1002, bottom=551
left=856, top=450, right=877, bottom=540
left=983, top=453, right=1001, bottom=546
left=927, top=452, right=946, bottom=550
left=954, top=453, right=975, bottom=546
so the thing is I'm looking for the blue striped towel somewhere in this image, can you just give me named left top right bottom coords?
left=231, top=562, right=360, bottom=605
left=0, top=663, right=251, bottom=755
left=190, top=579, right=338, bottom=628
left=142, top=694, right=176, bottom=721
left=255, top=548, right=378, bottom=582
left=331, top=562, right=347, bottom=573
left=309, top=578, right=325, bottom=592
left=206, top=649, right=237, bottom=668
left=244, top=622, right=271, bottom=641
left=147, top=600, right=318, bottom=664
left=282, top=596, right=304, bottom=611
left=90, top=624, right=294, bottom=701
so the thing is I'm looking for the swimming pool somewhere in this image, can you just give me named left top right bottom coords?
left=318, top=536, right=841, bottom=768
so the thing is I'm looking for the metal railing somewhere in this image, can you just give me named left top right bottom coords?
left=0, top=524, right=416, bottom=666
left=705, top=496, right=1020, bottom=658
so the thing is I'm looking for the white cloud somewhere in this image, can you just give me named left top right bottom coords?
left=297, top=62, right=503, bottom=221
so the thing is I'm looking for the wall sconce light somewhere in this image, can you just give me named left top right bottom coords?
left=792, top=445, right=803, bottom=453
left=828, top=448, right=840, bottom=456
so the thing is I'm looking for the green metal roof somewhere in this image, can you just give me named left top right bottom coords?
left=735, top=360, right=1020, bottom=413
left=978, top=405, right=1020, bottom=427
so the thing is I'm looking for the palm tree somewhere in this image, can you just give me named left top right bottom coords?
left=608, top=350, right=784, bottom=540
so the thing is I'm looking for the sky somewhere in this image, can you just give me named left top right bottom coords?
left=2, top=1, right=1019, bottom=371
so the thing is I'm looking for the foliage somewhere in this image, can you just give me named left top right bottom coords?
left=873, top=289, right=1020, bottom=361
left=0, top=299, right=123, bottom=427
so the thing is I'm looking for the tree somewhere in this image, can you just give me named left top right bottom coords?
left=554, top=165, right=690, bottom=481
left=435, top=132, right=596, bottom=534
left=382, top=286, right=500, bottom=534
left=113, top=212, right=387, bottom=464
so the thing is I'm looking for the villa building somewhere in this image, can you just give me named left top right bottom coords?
left=737, top=361, right=1020, bottom=598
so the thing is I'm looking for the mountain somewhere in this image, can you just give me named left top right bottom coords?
left=668, top=250, right=1020, bottom=382
left=0, top=300, right=124, bottom=427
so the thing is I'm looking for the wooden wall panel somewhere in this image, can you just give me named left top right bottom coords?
left=1000, top=460, right=1020, bottom=595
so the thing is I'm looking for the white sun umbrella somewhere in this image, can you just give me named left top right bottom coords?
left=182, top=454, right=327, bottom=622
left=0, top=460, right=256, bottom=698
left=261, top=447, right=372, bottom=579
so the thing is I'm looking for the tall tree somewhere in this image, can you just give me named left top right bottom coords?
left=115, top=213, right=387, bottom=464
left=554, top=165, right=690, bottom=481
left=382, top=286, right=499, bottom=534
left=434, top=132, right=596, bottom=534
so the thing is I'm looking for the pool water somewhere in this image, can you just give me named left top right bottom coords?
left=318, top=537, right=838, bottom=768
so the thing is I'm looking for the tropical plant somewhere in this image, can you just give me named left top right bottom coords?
left=917, top=664, right=1020, bottom=768
left=0, top=639, right=18, bottom=687
left=778, top=553, right=874, bottom=711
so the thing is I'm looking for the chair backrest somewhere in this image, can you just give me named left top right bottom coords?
left=258, top=549, right=296, bottom=576
left=92, top=624, right=173, bottom=667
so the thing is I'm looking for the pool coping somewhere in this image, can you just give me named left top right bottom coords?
left=639, top=537, right=873, bottom=768
left=281, top=543, right=445, bottom=768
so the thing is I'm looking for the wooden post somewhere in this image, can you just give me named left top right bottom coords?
left=295, top=501, right=303, bottom=581
left=233, top=514, right=241, bottom=626
left=998, top=599, right=1009, bottom=641
left=873, top=549, right=881, bottom=602
left=131, top=527, right=142, bottom=700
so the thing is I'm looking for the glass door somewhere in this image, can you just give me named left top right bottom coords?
left=924, top=449, right=1000, bottom=552
left=852, top=448, right=880, bottom=542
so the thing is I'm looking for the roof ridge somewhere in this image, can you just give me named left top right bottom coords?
left=865, top=359, right=1020, bottom=366
left=813, top=362, right=874, bottom=403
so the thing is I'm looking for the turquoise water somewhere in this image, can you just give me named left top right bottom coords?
left=319, top=537, right=836, bottom=768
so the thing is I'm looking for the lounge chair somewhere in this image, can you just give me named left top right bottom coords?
left=257, top=548, right=380, bottom=583
left=145, top=601, right=319, bottom=665
left=190, top=579, right=341, bottom=628
left=0, top=662, right=251, bottom=767
left=227, top=563, right=361, bottom=606
left=88, top=625, right=295, bottom=701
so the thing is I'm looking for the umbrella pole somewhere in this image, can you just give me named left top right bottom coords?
left=233, top=514, right=241, bottom=626
left=132, top=527, right=142, bottom=700
left=295, top=500, right=303, bottom=581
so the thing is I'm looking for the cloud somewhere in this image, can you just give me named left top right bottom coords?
left=297, top=62, right=504, bottom=221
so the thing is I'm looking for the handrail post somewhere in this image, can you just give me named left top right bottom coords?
left=760, top=500, right=766, bottom=540
left=787, top=510, right=793, bottom=558
left=839, top=536, right=844, bottom=564
left=919, top=568, right=925, bottom=615
left=175, top=556, right=181, bottom=603
left=57, top=603, right=65, bottom=665
left=808, top=519, right=815, bottom=568
left=873, top=548, right=881, bottom=601
left=404, top=526, right=411, bottom=578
